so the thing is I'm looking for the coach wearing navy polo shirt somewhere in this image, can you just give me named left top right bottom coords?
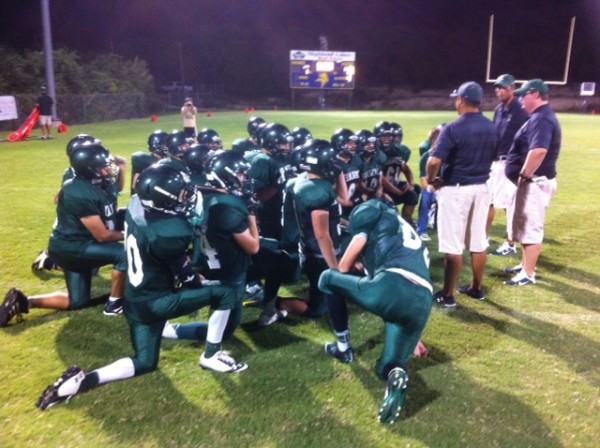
left=504, top=79, right=561, bottom=286
left=426, top=81, right=497, bottom=307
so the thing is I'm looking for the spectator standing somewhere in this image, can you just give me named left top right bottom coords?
left=36, top=86, right=54, bottom=140
left=426, top=82, right=497, bottom=307
left=504, top=79, right=561, bottom=285
left=488, top=74, right=529, bottom=256
left=180, top=98, right=198, bottom=139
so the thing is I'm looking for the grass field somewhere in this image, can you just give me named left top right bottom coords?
left=1, top=110, right=599, bottom=448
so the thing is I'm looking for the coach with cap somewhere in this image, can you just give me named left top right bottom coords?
left=426, top=81, right=498, bottom=307
left=503, top=79, right=561, bottom=286
left=488, top=74, right=530, bottom=256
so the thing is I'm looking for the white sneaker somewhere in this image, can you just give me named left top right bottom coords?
left=258, top=309, right=288, bottom=327
left=419, top=233, right=431, bottom=242
left=504, top=271, right=536, bottom=286
left=200, top=351, right=248, bottom=373
left=492, top=241, right=518, bottom=256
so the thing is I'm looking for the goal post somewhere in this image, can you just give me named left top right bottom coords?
left=485, top=14, right=576, bottom=86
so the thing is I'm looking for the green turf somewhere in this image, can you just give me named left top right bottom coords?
left=1, top=111, right=599, bottom=447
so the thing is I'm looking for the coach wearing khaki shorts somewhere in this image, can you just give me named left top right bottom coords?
left=426, top=81, right=497, bottom=307
left=504, top=79, right=561, bottom=286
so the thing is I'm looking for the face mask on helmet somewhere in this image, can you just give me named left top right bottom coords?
left=208, top=152, right=252, bottom=196
left=70, top=142, right=114, bottom=181
left=137, top=166, right=197, bottom=216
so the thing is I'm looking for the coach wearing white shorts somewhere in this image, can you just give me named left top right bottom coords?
left=504, top=79, right=561, bottom=286
left=426, top=81, right=497, bottom=307
left=487, top=74, right=529, bottom=255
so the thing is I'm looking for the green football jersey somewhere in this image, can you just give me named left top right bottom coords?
left=360, top=157, right=383, bottom=193
left=50, top=177, right=119, bottom=244
left=131, top=152, right=157, bottom=194
left=124, top=198, right=195, bottom=302
left=349, top=199, right=430, bottom=280
left=248, top=152, right=286, bottom=238
left=377, top=145, right=406, bottom=186
left=339, top=154, right=363, bottom=203
left=280, top=172, right=308, bottom=251
left=393, top=142, right=411, bottom=163
left=292, top=177, right=341, bottom=257
left=199, top=192, right=250, bottom=283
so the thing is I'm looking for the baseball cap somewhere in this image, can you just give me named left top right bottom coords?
left=450, top=81, right=483, bottom=104
left=493, top=74, right=515, bottom=88
left=514, top=79, right=549, bottom=96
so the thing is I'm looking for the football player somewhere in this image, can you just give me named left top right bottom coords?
left=36, top=164, right=246, bottom=411
left=248, top=123, right=293, bottom=240
left=375, top=121, right=419, bottom=225
left=356, top=130, right=386, bottom=202
left=331, top=128, right=362, bottom=220
left=2, top=142, right=127, bottom=327
left=157, top=130, right=193, bottom=173
left=318, top=199, right=433, bottom=424
left=280, top=140, right=342, bottom=318
left=197, top=128, right=223, bottom=153
left=130, top=130, right=169, bottom=195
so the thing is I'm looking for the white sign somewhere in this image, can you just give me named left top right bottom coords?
left=580, top=82, right=596, bottom=97
left=0, top=96, right=18, bottom=121
left=290, top=50, right=355, bottom=62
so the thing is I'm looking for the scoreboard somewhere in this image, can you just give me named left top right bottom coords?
left=290, top=50, right=356, bottom=90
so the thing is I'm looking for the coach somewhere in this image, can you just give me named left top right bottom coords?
left=504, top=79, right=561, bottom=286
left=426, top=81, right=497, bottom=307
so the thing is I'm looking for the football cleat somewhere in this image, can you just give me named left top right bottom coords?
left=378, top=367, right=408, bottom=425
left=37, top=366, right=85, bottom=411
left=103, top=298, right=124, bottom=316
left=0, top=288, right=30, bottom=327
left=257, top=309, right=288, bottom=327
left=324, top=342, right=354, bottom=364
left=31, top=250, right=52, bottom=271
left=200, top=351, right=248, bottom=373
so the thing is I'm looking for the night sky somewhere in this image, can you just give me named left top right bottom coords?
left=1, top=0, right=598, bottom=95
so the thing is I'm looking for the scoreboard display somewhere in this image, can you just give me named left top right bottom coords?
left=290, top=50, right=356, bottom=90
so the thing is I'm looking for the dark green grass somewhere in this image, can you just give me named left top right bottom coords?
left=1, top=111, right=599, bottom=447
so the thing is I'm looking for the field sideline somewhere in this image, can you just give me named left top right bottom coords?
left=1, top=110, right=599, bottom=447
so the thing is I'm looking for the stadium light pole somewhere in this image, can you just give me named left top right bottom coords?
left=41, top=0, right=57, bottom=119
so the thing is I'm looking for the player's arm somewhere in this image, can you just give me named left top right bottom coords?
left=80, top=215, right=124, bottom=243
left=335, top=172, right=352, bottom=207
left=338, top=234, right=367, bottom=273
left=401, top=163, right=415, bottom=189
left=233, top=215, right=260, bottom=255
left=311, top=209, right=338, bottom=269
left=255, top=184, right=278, bottom=203
left=382, top=175, right=405, bottom=196
left=114, top=156, right=127, bottom=193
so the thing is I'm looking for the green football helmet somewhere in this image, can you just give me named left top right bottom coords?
left=356, top=130, right=377, bottom=158
left=166, top=130, right=192, bottom=159
left=331, top=128, right=358, bottom=157
left=182, top=144, right=211, bottom=174
left=197, top=128, right=223, bottom=150
left=303, top=139, right=339, bottom=182
left=208, top=151, right=252, bottom=196
left=374, top=121, right=394, bottom=148
left=69, top=142, right=113, bottom=180
left=390, top=122, right=403, bottom=143
left=66, top=134, right=97, bottom=157
left=136, top=164, right=197, bottom=216
left=247, top=116, right=266, bottom=140
left=260, top=123, right=293, bottom=158
left=291, top=127, right=313, bottom=149
left=147, top=130, right=169, bottom=157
